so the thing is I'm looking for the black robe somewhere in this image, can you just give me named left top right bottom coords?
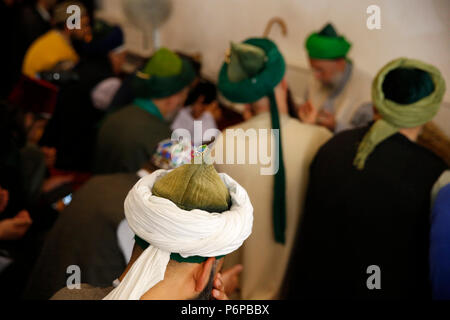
left=283, top=124, right=447, bottom=300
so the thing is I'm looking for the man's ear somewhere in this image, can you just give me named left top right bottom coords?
left=194, top=257, right=216, bottom=293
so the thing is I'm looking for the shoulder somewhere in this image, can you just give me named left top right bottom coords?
left=316, top=126, right=366, bottom=158
left=51, top=284, right=113, bottom=300
left=284, top=117, right=332, bottom=138
left=351, top=65, right=373, bottom=83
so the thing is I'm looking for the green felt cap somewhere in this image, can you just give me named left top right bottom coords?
left=227, top=42, right=267, bottom=83
left=152, top=162, right=231, bottom=213
left=143, top=48, right=183, bottom=77
left=132, top=47, right=196, bottom=99
left=306, top=23, right=352, bottom=60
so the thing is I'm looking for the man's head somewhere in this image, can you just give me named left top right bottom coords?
left=53, top=1, right=92, bottom=42
left=106, top=159, right=253, bottom=300
left=354, top=57, right=446, bottom=170
left=132, top=48, right=197, bottom=121
left=218, top=38, right=286, bottom=112
left=85, top=20, right=127, bottom=74
left=153, top=86, right=190, bottom=122
left=305, top=23, right=351, bottom=85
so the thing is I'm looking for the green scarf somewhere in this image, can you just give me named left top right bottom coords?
left=133, top=98, right=164, bottom=121
left=354, top=58, right=446, bottom=170
left=218, top=38, right=287, bottom=244
left=306, top=23, right=351, bottom=60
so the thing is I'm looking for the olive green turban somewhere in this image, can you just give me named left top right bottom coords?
left=132, top=48, right=196, bottom=99
left=354, top=58, right=446, bottom=170
left=306, top=23, right=352, bottom=60
left=217, top=38, right=287, bottom=244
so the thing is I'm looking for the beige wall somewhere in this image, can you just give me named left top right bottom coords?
left=98, top=0, right=450, bottom=103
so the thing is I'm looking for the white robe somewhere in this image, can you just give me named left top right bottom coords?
left=306, top=64, right=373, bottom=132
left=213, top=112, right=332, bottom=299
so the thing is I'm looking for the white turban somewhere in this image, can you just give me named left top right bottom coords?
left=104, top=169, right=253, bottom=300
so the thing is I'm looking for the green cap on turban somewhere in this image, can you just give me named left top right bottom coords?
left=354, top=57, right=446, bottom=170
left=132, top=48, right=196, bottom=99
left=218, top=38, right=287, bottom=244
left=136, top=155, right=230, bottom=263
left=306, top=23, right=352, bottom=60
left=152, top=163, right=231, bottom=213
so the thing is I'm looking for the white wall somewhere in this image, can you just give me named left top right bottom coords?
left=98, top=0, right=450, bottom=102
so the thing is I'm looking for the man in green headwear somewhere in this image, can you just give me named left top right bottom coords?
left=298, top=23, right=372, bottom=133
left=214, top=38, right=332, bottom=299
left=283, top=57, right=448, bottom=299
left=93, top=48, right=196, bottom=174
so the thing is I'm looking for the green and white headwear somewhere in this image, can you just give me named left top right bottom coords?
left=217, top=38, right=287, bottom=244
left=132, top=48, right=196, bottom=99
left=305, top=23, right=352, bottom=60
left=104, top=155, right=254, bottom=300
left=354, top=57, right=446, bottom=170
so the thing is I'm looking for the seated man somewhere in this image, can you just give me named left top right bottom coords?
left=284, top=58, right=448, bottom=299
left=298, top=23, right=372, bottom=133
left=22, top=1, right=92, bottom=78
left=52, top=154, right=253, bottom=300
left=24, top=139, right=192, bottom=300
left=214, top=38, right=332, bottom=299
left=93, top=48, right=196, bottom=174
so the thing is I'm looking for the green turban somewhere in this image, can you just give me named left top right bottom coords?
left=136, top=158, right=231, bottom=263
left=132, top=48, right=196, bottom=99
left=217, top=38, right=287, bottom=244
left=354, top=57, right=446, bottom=170
left=305, top=23, right=352, bottom=59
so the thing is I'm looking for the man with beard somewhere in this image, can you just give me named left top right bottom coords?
left=284, top=58, right=447, bottom=299
left=93, top=48, right=196, bottom=174
left=298, top=23, right=372, bottom=133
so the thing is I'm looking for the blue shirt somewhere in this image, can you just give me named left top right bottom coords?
left=430, top=184, right=450, bottom=300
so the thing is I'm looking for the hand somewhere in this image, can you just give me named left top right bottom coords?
left=317, top=110, right=336, bottom=131
left=0, top=210, right=33, bottom=241
left=298, top=101, right=318, bottom=124
left=212, top=272, right=228, bottom=300
left=242, top=104, right=253, bottom=121
left=41, top=175, right=74, bottom=194
left=212, top=264, right=243, bottom=300
left=0, top=186, right=9, bottom=213
left=41, top=147, right=57, bottom=169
